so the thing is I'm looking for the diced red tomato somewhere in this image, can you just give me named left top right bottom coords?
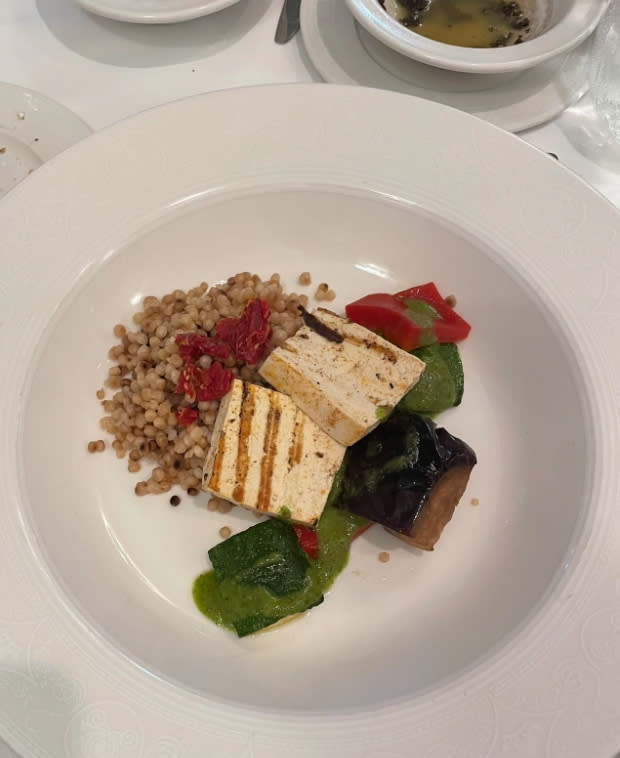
left=394, top=282, right=471, bottom=344
left=345, top=282, right=470, bottom=351
left=346, top=293, right=422, bottom=351
left=292, top=524, right=320, bottom=560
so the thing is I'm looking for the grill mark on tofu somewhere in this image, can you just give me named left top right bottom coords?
left=343, top=334, right=399, bottom=363
left=257, top=403, right=281, bottom=511
left=207, top=431, right=227, bottom=493
left=232, top=383, right=255, bottom=502
left=299, top=306, right=344, bottom=344
left=280, top=343, right=299, bottom=354
left=288, top=411, right=305, bottom=470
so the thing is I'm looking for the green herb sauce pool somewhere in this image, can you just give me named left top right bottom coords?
left=192, top=506, right=367, bottom=632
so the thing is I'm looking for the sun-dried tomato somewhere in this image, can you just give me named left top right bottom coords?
left=196, top=361, right=234, bottom=402
left=176, top=406, right=198, bottom=427
left=238, top=298, right=272, bottom=364
left=213, top=317, right=237, bottom=345
left=215, top=298, right=271, bottom=365
left=175, top=364, right=200, bottom=403
left=175, top=332, right=231, bottom=362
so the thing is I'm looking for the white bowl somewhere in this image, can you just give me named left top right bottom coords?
left=10, top=92, right=596, bottom=710
left=2, top=85, right=620, bottom=754
left=345, top=0, right=610, bottom=73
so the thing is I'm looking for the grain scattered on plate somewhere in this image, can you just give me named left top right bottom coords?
left=219, top=526, right=232, bottom=539
left=470, top=497, right=480, bottom=506
left=95, top=273, right=308, bottom=497
left=378, top=551, right=390, bottom=563
left=314, top=282, right=336, bottom=301
left=298, top=271, right=312, bottom=286
left=208, top=495, right=238, bottom=514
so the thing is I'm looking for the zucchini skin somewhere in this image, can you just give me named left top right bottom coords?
left=208, top=518, right=309, bottom=596
left=398, top=342, right=464, bottom=414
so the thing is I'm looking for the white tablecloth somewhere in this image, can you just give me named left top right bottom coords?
left=0, top=4, right=619, bottom=757
left=0, top=0, right=619, bottom=206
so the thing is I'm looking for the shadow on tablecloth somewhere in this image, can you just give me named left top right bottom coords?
left=35, top=0, right=271, bottom=67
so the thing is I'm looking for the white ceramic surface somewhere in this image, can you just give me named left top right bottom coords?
left=346, top=0, right=609, bottom=73
left=0, top=82, right=91, bottom=199
left=301, top=0, right=591, bottom=133
left=1, top=84, right=620, bottom=757
left=73, top=0, right=242, bottom=23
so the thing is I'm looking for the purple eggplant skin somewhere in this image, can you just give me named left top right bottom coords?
left=334, top=411, right=476, bottom=550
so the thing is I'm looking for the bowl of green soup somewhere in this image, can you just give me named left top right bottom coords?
left=345, top=0, right=609, bottom=73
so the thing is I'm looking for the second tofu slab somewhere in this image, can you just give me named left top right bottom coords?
left=259, top=308, right=425, bottom=446
left=203, top=379, right=345, bottom=526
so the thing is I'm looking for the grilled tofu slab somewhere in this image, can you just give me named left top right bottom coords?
left=258, top=308, right=425, bottom=446
left=202, top=379, right=346, bottom=526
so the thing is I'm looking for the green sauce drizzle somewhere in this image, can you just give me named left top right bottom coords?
left=193, top=506, right=367, bottom=634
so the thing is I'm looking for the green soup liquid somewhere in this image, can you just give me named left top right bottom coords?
left=393, top=0, right=532, bottom=48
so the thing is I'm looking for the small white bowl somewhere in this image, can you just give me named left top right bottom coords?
left=345, top=0, right=610, bottom=73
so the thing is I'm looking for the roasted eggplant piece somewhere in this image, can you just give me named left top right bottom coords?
left=333, top=411, right=476, bottom=550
